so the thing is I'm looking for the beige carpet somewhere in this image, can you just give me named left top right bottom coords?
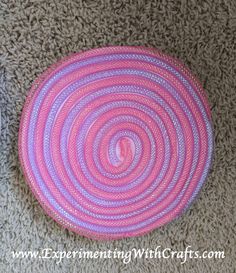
left=0, top=0, right=235, bottom=272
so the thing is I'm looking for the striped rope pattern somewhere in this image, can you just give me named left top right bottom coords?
left=19, top=46, right=213, bottom=240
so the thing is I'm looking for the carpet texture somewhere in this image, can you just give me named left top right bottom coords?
left=0, top=0, right=235, bottom=272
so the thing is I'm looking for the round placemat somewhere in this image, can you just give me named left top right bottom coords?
left=18, top=46, right=213, bottom=240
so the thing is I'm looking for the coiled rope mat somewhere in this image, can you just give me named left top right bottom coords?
left=19, top=46, right=213, bottom=240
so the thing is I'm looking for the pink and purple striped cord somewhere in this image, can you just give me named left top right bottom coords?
left=18, top=46, right=213, bottom=240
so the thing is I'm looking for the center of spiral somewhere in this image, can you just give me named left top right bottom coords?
left=115, top=137, right=134, bottom=165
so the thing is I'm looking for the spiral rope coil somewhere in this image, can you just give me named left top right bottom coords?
left=19, top=46, right=213, bottom=240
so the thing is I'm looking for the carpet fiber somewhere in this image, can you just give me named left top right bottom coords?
left=0, top=0, right=235, bottom=272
